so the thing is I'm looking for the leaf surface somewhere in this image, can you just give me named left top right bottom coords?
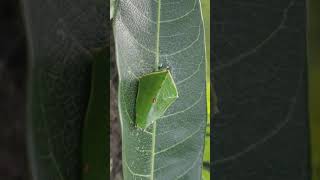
left=200, top=0, right=211, bottom=179
left=307, top=0, right=320, bottom=179
left=23, top=1, right=108, bottom=179
left=212, top=0, right=309, bottom=179
left=113, top=0, right=208, bottom=179
left=81, top=49, right=109, bottom=180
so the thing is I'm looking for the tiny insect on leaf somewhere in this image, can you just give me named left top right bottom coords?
left=135, top=70, right=178, bottom=129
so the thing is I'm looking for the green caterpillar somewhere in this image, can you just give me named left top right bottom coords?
left=135, top=69, right=178, bottom=129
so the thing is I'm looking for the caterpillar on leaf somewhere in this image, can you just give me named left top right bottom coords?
left=135, top=69, right=178, bottom=129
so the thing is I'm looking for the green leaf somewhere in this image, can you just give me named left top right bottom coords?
left=23, top=1, right=107, bottom=179
left=202, top=168, right=210, bottom=180
left=213, top=1, right=308, bottom=179
left=200, top=0, right=211, bottom=179
left=81, top=48, right=109, bottom=180
left=113, top=0, right=208, bottom=179
left=111, top=0, right=117, bottom=20
left=307, top=0, right=320, bottom=179
left=203, top=136, right=210, bottom=163
left=136, top=70, right=178, bottom=129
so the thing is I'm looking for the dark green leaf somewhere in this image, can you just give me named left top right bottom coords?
left=23, top=1, right=107, bottom=179
left=213, top=0, right=309, bottom=179
left=81, top=48, right=109, bottom=180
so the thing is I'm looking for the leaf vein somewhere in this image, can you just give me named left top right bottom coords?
left=160, top=89, right=204, bottom=119
left=154, top=125, right=202, bottom=155
left=124, top=159, right=151, bottom=177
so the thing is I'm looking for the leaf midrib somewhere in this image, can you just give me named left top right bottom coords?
left=150, top=0, right=161, bottom=179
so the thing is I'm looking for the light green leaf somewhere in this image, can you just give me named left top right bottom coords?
left=113, top=0, right=208, bottom=179
left=203, top=136, right=210, bottom=163
left=111, top=0, right=117, bottom=20
left=202, top=168, right=210, bottom=180
left=307, top=0, right=320, bottom=179
left=200, top=0, right=211, bottom=179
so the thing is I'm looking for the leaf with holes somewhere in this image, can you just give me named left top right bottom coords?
left=113, top=0, right=208, bottom=179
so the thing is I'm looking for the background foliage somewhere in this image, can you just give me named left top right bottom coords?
left=24, top=0, right=107, bottom=179
left=212, top=0, right=310, bottom=179
left=0, top=0, right=28, bottom=179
